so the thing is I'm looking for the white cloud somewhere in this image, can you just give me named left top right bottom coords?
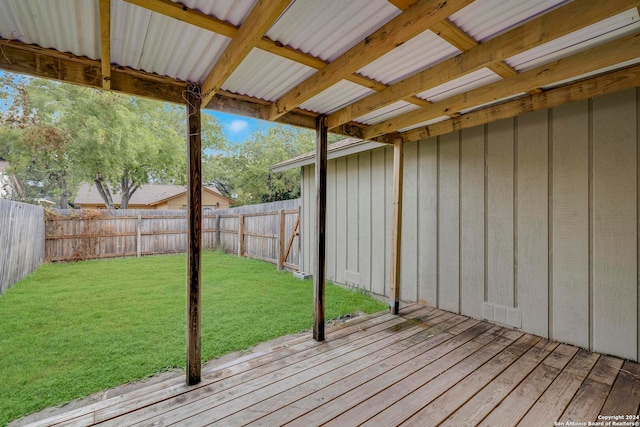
left=229, top=119, right=249, bottom=133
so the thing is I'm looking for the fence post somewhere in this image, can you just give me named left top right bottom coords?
left=215, top=215, right=221, bottom=250
left=238, top=214, right=244, bottom=257
left=277, top=209, right=285, bottom=270
left=136, top=214, right=142, bottom=257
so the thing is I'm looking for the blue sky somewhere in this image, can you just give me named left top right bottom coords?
left=204, top=110, right=276, bottom=144
left=0, top=70, right=276, bottom=145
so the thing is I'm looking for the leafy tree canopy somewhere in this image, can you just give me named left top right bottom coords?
left=1, top=72, right=342, bottom=209
left=203, top=125, right=343, bottom=206
left=0, top=73, right=225, bottom=208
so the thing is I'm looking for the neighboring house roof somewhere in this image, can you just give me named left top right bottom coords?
left=271, top=138, right=386, bottom=172
left=74, top=183, right=234, bottom=206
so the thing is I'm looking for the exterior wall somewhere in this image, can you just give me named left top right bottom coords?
left=301, top=87, right=640, bottom=361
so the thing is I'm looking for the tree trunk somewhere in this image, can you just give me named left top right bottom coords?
left=94, top=175, right=114, bottom=208
left=119, top=176, right=140, bottom=209
left=57, top=174, right=69, bottom=209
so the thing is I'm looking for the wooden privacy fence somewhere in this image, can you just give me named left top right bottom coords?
left=44, top=200, right=301, bottom=269
left=0, top=199, right=45, bottom=294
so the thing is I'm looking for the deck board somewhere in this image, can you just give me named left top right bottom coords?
left=20, top=304, right=639, bottom=427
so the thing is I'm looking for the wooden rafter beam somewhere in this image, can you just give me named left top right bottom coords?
left=0, top=38, right=367, bottom=137
left=268, top=0, right=474, bottom=121
left=200, top=0, right=292, bottom=106
left=390, top=63, right=640, bottom=143
left=0, top=38, right=185, bottom=102
left=363, top=31, right=640, bottom=139
left=124, top=0, right=429, bottom=109
left=389, top=0, right=518, bottom=77
left=329, top=0, right=640, bottom=129
left=431, top=19, right=518, bottom=78
left=98, top=0, right=111, bottom=90
left=122, top=0, right=374, bottom=90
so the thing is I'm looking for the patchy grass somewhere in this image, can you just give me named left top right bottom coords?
left=0, top=251, right=385, bottom=425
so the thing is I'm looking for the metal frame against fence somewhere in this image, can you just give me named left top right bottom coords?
left=44, top=202, right=301, bottom=269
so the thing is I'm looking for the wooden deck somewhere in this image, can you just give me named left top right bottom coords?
left=25, top=304, right=640, bottom=426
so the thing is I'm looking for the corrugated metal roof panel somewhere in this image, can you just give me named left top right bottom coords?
left=398, top=115, right=449, bottom=132
left=506, top=9, right=640, bottom=71
left=0, top=0, right=99, bottom=59
left=459, top=93, right=526, bottom=114
left=176, top=0, right=257, bottom=27
left=299, top=80, right=375, bottom=114
left=222, top=48, right=316, bottom=101
left=542, top=57, right=640, bottom=90
left=449, top=0, right=568, bottom=42
left=417, top=68, right=501, bottom=102
left=354, top=101, right=420, bottom=125
left=112, top=0, right=229, bottom=83
left=266, top=0, right=400, bottom=62
left=357, top=29, right=461, bottom=85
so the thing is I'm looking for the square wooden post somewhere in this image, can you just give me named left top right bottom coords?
left=185, top=85, right=202, bottom=385
left=215, top=215, right=221, bottom=249
left=277, top=209, right=285, bottom=270
left=313, top=115, right=328, bottom=341
left=389, top=138, right=404, bottom=315
left=238, top=214, right=244, bottom=257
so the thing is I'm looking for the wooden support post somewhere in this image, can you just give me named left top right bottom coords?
left=313, top=115, right=328, bottom=341
left=215, top=215, right=221, bottom=250
left=185, top=85, right=202, bottom=385
left=136, top=214, right=141, bottom=258
left=389, top=138, right=404, bottom=315
left=238, top=214, right=244, bottom=257
left=277, top=209, right=285, bottom=270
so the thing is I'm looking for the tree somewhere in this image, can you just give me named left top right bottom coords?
left=0, top=73, right=225, bottom=208
left=0, top=75, right=78, bottom=207
left=203, top=126, right=343, bottom=206
left=60, top=88, right=225, bottom=209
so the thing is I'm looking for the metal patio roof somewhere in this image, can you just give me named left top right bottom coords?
left=1, top=0, right=639, bottom=144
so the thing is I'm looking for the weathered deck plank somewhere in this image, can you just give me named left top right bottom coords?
left=20, top=304, right=639, bottom=427
left=517, top=349, right=600, bottom=426
left=401, top=334, right=542, bottom=427
left=599, top=361, right=640, bottom=417
left=97, top=307, right=437, bottom=426
left=559, top=355, right=624, bottom=423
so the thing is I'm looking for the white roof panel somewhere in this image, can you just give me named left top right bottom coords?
left=223, top=48, right=316, bottom=102
left=0, top=0, right=99, bottom=59
left=398, top=116, right=450, bottom=133
left=449, top=0, right=568, bottom=42
left=355, top=101, right=421, bottom=125
left=506, top=8, right=640, bottom=72
left=357, top=29, right=461, bottom=85
left=176, top=0, right=258, bottom=27
left=417, top=68, right=501, bottom=102
left=459, top=93, right=526, bottom=114
left=112, top=0, right=230, bottom=82
left=542, top=57, right=640, bottom=90
left=266, top=0, right=400, bottom=62
left=299, top=80, right=375, bottom=114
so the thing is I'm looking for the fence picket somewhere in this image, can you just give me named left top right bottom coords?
left=0, top=199, right=45, bottom=293
left=43, top=199, right=300, bottom=270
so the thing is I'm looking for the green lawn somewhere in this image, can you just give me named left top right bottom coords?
left=0, top=251, right=386, bottom=425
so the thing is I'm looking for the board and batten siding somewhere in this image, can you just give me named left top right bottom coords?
left=301, top=87, right=640, bottom=361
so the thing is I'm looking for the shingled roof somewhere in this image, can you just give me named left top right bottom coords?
left=74, top=183, right=231, bottom=206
